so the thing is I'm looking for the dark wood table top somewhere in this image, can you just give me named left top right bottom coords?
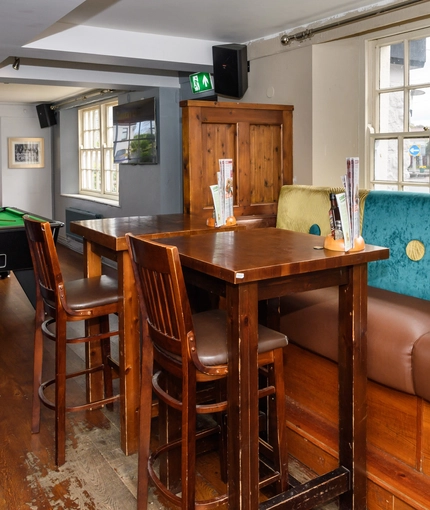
left=158, top=228, right=389, bottom=284
left=69, top=213, right=240, bottom=252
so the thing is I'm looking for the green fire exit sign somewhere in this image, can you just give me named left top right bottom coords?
left=189, top=72, right=213, bottom=94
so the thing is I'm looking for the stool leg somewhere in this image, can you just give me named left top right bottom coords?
left=136, top=333, right=153, bottom=510
left=55, top=320, right=67, bottom=467
left=166, top=376, right=182, bottom=494
left=269, top=348, right=288, bottom=493
left=32, top=306, right=44, bottom=434
left=181, top=374, right=197, bottom=509
left=99, top=315, right=114, bottom=410
left=216, top=379, right=228, bottom=484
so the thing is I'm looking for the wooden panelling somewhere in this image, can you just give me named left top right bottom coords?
left=394, top=499, right=418, bottom=510
left=368, top=381, right=419, bottom=468
left=249, top=124, right=282, bottom=205
left=284, top=342, right=430, bottom=509
left=284, top=344, right=338, bottom=425
left=367, top=480, right=393, bottom=510
left=287, top=428, right=338, bottom=477
left=181, top=100, right=293, bottom=220
left=200, top=122, right=237, bottom=209
left=421, top=400, right=430, bottom=475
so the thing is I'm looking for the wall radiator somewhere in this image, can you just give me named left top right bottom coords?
left=65, top=207, right=102, bottom=241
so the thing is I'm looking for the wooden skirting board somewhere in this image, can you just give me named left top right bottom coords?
left=284, top=343, right=430, bottom=510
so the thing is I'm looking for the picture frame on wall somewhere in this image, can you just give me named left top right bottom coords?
left=8, top=137, right=44, bottom=168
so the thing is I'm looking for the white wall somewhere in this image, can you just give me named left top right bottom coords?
left=312, top=39, right=362, bottom=187
left=243, top=37, right=363, bottom=187
left=239, top=45, right=314, bottom=185
left=0, top=104, right=52, bottom=218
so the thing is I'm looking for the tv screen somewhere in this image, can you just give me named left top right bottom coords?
left=113, top=97, right=157, bottom=165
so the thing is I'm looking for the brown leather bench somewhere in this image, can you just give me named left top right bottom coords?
left=280, top=286, right=430, bottom=401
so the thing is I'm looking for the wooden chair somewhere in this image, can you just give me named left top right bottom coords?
left=126, top=234, right=289, bottom=509
left=24, top=216, right=120, bottom=466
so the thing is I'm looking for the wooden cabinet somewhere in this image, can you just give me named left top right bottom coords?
left=181, top=101, right=293, bottom=222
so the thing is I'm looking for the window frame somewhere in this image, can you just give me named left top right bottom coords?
left=78, top=99, right=119, bottom=200
left=368, top=28, right=430, bottom=192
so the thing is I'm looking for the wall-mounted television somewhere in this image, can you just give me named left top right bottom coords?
left=113, top=97, right=157, bottom=165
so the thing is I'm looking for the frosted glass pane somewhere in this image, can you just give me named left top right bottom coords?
left=379, top=91, right=404, bottom=132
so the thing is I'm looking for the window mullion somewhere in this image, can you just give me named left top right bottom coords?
left=79, top=100, right=118, bottom=199
left=404, top=39, right=410, bottom=133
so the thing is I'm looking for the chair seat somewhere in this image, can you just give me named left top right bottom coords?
left=64, top=275, right=119, bottom=310
left=193, top=309, right=288, bottom=366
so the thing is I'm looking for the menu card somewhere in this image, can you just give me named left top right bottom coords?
left=336, top=157, right=360, bottom=251
left=210, top=159, right=234, bottom=227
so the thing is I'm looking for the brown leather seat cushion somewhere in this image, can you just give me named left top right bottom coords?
left=279, top=287, right=430, bottom=401
left=64, top=275, right=119, bottom=310
left=193, top=309, right=288, bottom=366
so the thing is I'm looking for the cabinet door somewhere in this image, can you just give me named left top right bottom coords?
left=181, top=101, right=293, bottom=220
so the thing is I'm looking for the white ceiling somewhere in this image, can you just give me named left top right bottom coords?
left=0, top=0, right=411, bottom=104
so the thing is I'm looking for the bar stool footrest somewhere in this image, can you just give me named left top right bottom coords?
left=259, top=466, right=350, bottom=510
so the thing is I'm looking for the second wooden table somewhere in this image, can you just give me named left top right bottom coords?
left=70, top=213, right=239, bottom=455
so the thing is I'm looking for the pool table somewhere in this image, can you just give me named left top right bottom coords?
left=0, top=207, right=63, bottom=307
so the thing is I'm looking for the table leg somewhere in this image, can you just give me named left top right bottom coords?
left=117, top=250, right=140, bottom=455
left=338, top=263, right=368, bottom=509
left=83, top=239, right=104, bottom=403
left=226, top=281, right=260, bottom=510
left=82, top=241, right=140, bottom=455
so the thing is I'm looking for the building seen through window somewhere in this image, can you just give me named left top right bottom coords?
left=370, top=31, right=430, bottom=192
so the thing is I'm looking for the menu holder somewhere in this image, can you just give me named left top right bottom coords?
left=324, top=234, right=365, bottom=252
left=206, top=215, right=236, bottom=227
left=324, top=157, right=364, bottom=252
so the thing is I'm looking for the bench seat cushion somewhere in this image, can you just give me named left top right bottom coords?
left=279, top=287, right=430, bottom=400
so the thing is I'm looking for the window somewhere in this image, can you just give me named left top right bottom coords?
left=369, top=30, right=430, bottom=192
left=79, top=100, right=119, bottom=199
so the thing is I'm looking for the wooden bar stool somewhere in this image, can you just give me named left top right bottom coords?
left=126, top=234, right=289, bottom=509
left=24, top=216, right=121, bottom=466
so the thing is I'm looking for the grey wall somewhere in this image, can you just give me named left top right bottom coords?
left=53, top=86, right=182, bottom=242
left=0, top=104, right=53, bottom=218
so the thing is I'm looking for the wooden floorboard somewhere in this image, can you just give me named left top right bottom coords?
left=0, top=243, right=337, bottom=509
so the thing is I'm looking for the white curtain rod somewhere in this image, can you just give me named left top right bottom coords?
left=280, top=0, right=428, bottom=45
left=51, top=89, right=119, bottom=111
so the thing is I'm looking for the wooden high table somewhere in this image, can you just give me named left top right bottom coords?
left=70, top=213, right=239, bottom=456
left=158, top=228, right=389, bottom=510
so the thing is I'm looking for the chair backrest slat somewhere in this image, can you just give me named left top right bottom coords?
left=24, top=216, right=64, bottom=314
left=127, top=235, right=192, bottom=359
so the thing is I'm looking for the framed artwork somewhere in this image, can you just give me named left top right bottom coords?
left=8, top=137, right=45, bottom=168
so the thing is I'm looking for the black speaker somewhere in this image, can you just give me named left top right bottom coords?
left=36, top=103, right=57, bottom=128
left=212, top=44, right=248, bottom=99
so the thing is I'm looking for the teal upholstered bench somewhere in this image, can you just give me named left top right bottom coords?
left=276, top=185, right=430, bottom=401
left=363, top=190, right=430, bottom=300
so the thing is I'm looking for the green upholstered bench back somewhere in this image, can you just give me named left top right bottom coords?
left=276, top=185, right=368, bottom=236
